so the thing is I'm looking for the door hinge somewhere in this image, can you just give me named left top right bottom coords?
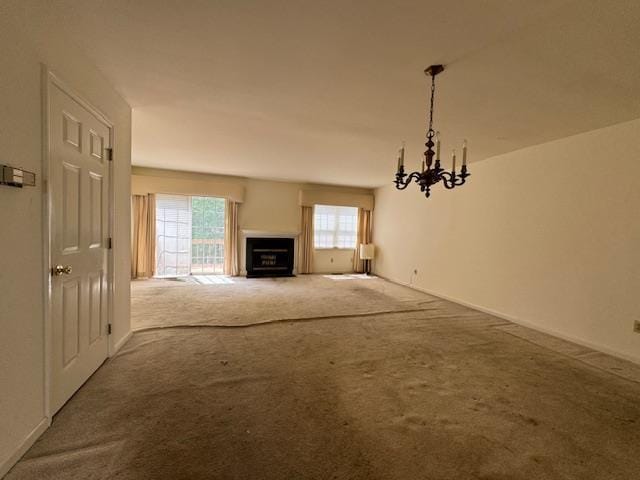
left=106, top=148, right=113, bottom=161
left=107, top=324, right=112, bottom=335
left=107, top=237, right=113, bottom=249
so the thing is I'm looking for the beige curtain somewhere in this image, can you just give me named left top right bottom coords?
left=224, top=199, right=239, bottom=276
left=298, top=206, right=314, bottom=274
left=353, top=208, right=373, bottom=273
left=131, top=194, right=156, bottom=279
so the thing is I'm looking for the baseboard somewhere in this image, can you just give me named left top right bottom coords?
left=0, top=417, right=49, bottom=479
left=378, top=274, right=640, bottom=366
left=110, top=330, right=133, bottom=356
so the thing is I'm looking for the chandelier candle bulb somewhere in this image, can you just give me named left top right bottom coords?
left=397, top=145, right=404, bottom=171
left=462, top=140, right=467, bottom=166
left=435, top=132, right=441, bottom=159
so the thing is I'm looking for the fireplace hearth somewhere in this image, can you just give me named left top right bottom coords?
left=245, top=237, right=295, bottom=278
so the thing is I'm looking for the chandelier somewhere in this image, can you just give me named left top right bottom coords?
left=394, top=65, right=470, bottom=198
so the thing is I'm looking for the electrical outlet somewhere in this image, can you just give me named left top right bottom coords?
left=634, top=320, right=640, bottom=334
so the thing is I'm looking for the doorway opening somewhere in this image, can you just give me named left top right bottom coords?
left=155, top=194, right=225, bottom=277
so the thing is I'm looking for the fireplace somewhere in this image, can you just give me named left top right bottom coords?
left=245, top=237, right=295, bottom=278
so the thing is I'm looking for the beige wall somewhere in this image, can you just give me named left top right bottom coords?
left=226, top=178, right=367, bottom=274
left=373, top=118, right=640, bottom=363
left=239, top=179, right=301, bottom=233
left=0, top=16, right=131, bottom=476
left=132, top=170, right=371, bottom=274
left=313, top=249, right=357, bottom=274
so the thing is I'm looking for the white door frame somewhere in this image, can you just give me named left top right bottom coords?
left=41, top=66, right=115, bottom=420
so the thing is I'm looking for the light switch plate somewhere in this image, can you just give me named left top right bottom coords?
left=1, top=164, right=36, bottom=187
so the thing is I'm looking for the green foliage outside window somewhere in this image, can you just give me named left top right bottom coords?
left=191, top=197, right=225, bottom=239
left=190, top=196, right=225, bottom=270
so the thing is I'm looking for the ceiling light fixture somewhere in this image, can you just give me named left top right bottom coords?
left=394, top=65, right=470, bottom=198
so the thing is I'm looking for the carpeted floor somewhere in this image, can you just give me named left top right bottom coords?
left=6, top=276, right=640, bottom=479
left=130, top=274, right=443, bottom=330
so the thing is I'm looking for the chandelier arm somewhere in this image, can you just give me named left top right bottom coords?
left=442, top=178, right=457, bottom=189
left=394, top=180, right=412, bottom=190
left=394, top=171, right=422, bottom=190
left=454, top=170, right=470, bottom=186
left=439, top=172, right=459, bottom=189
left=458, top=170, right=471, bottom=184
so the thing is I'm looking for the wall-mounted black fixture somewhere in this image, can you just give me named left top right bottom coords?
left=1, top=165, right=36, bottom=188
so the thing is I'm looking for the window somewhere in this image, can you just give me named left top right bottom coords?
left=155, top=194, right=226, bottom=277
left=314, top=205, right=358, bottom=249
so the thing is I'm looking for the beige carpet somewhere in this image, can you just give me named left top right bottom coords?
left=6, top=277, right=640, bottom=479
left=130, top=274, right=447, bottom=330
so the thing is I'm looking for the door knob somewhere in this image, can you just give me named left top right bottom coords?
left=52, top=265, right=72, bottom=276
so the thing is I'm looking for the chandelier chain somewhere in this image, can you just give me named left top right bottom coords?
left=428, top=74, right=436, bottom=133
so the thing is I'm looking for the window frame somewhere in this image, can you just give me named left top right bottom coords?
left=313, top=204, right=358, bottom=250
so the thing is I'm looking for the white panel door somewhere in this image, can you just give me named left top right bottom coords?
left=49, top=83, right=110, bottom=414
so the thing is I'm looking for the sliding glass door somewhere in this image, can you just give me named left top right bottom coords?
left=155, top=194, right=225, bottom=277
left=156, top=194, right=192, bottom=277
left=191, top=196, right=225, bottom=274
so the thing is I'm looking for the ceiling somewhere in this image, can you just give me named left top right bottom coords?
left=12, top=0, right=640, bottom=187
